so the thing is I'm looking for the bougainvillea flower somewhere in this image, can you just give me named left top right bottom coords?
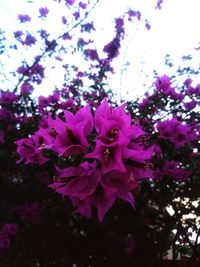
left=0, top=108, right=16, bottom=122
left=157, top=117, right=197, bottom=148
left=102, top=168, right=139, bottom=208
left=122, top=146, right=153, bottom=163
left=184, top=100, right=197, bottom=111
left=65, top=0, right=76, bottom=5
left=86, top=139, right=126, bottom=174
left=37, top=113, right=63, bottom=149
left=53, top=105, right=93, bottom=156
left=0, top=90, right=18, bottom=105
left=22, top=34, right=37, bottom=46
left=17, top=14, right=31, bottom=23
left=95, top=99, right=129, bottom=134
left=20, top=83, right=33, bottom=95
left=16, top=135, right=48, bottom=165
left=86, top=182, right=117, bottom=222
left=49, top=162, right=100, bottom=200
left=39, top=7, right=49, bottom=17
left=155, top=161, right=190, bottom=181
left=70, top=197, right=92, bottom=218
left=155, top=75, right=172, bottom=93
left=103, top=37, right=120, bottom=60
left=64, top=104, right=93, bottom=146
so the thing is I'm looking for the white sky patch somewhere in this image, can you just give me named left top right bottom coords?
left=0, top=0, right=199, bottom=99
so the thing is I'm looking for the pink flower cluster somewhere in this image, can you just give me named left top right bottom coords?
left=16, top=99, right=153, bottom=221
left=155, top=75, right=184, bottom=100
left=157, top=117, right=197, bottom=149
left=155, top=160, right=190, bottom=181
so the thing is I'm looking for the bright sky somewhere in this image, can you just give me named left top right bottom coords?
left=0, top=0, right=199, bottom=99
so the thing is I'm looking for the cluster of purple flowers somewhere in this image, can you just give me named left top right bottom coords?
left=16, top=135, right=48, bottom=165
left=17, top=63, right=45, bottom=85
left=157, top=117, right=197, bottom=149
left=0, top=90, right=18, bottom=105
left=155, top=160, right=190, bottom=181
left=22, top=34, right=37, bottom=46
left=16, top=99, right=153, bottom=221
left=155, top=75, right=184, bottom=100
left=17, top=14, right=31, bottom=23
left=184, top=78, right=200, bottom=96
left=39, top=7, right=49, bottom=17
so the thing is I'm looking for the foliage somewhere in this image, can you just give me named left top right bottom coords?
left=0, top=0, right=199, bottom=266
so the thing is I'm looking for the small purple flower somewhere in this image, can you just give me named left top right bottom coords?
left=54, top=104, right=94, bottom=156
left=62, top=16, right=67, bottom=24
left=20, top=83, right=33, bottom=95
left=169, top=88, right=185, bottom=100
left=127, top=9, right=141, bottom=21
left=0, top=90, right=18, bottom=105
left=155, top=0, right=163, bottom=9
left=49, top=162, right=100, bottom=201
left=102, top=168, right=139, bottom=207
left=155, top=75, right=171, bottom=92
left=65, top=0, right=76, bottom=5
left=86, top=182, right=117, bottom=222
left=84, top=49, right=99, bottom=61
left=86, top=139, right=127, bottom=174
left=22, top=34, right=37, bottom=46
left=103, top=37, right=120, bottom=60
left=60, top=98, right=74, bottom=109
left=17, top=65, right=28, bottom=75
left=187, top=86, right=196, bottom=95
left=62, top=33, right=72, bottom=40
left=81, top=22, right=95, bottom=33
left=73, top=11, right=80, bottom=19
left=38, top=96, right=49, bottom=112
left=39, top=7, right=49, bottom=17
left=33, top=64, right=45, bottom=78
left=17, top=14, right=31, bottom=23
left=145, top=21, right=151, bottom=30
left=184, top=100, right=197, bottom=111
left=16, top=135, right=49, bottom=165
left=47, top=91, right=60, bottom=104
left=157, top=117, right=197, bottom=149
left=79, top=2, right=87, bottom=9
left=184, top=78, right=192, bottom=87
left=115, top=18, right=124, bottom=34
left=163, top=161, right=190, bottom=181
left=0, top=108, right=15, bottom=122
left=139, top=93, right=151, bottom=109
left=14, top=30, right=23, bottom=40
left=37, top=113, right=62, bottom=147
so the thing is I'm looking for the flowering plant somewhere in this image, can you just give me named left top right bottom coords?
left=0, top=0, right=200, bottom=266
left=16, top=99, right=153, bottom=222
